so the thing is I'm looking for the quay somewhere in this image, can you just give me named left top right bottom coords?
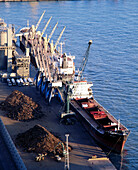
left=0, top=80, right=116, bottom=170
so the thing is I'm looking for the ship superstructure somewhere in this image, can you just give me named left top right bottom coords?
left=69, top=81, right=93, bottom=99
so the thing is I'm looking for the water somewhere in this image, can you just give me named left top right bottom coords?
left=0, top=1, right=138, bottom=169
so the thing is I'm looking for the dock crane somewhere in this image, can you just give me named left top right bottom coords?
left=33, top=19, right=64, bottom=103
left=27, top=11, right=46, bottom=40
left=34, top=47, right=44, bottom=90
left=41, top=16, right=52, bottom=37
left=54, top=26, right=66, bottom=50
left=47, top=22, right=58, bottom=43
left=39, top=52, right=51, bottom=94
left=60, top=40, right=93, bottom=121
left=77, top=40, right=92, bottom=80
left=35, top=10, right=46, bottom=31
left=34, top=44, right=63, bottom=103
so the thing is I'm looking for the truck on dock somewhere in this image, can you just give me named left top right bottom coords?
left=16, top=79, right=22, bottom=87
left=11, top=78, right=16, bottom=86
left=23, top=78, right=29, bottom=86
left=27, top=77, right=33, bottom=86
left=19, top=78, right=24, bottom=86
left=7, top=78, right=12, bottom=87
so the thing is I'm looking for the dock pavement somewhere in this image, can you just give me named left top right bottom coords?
left=0, top=77, right=116, bottom=170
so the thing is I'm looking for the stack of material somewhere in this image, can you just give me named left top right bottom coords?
left=0, top=90, right=43, bottom=121
left=15, top=124, right=70, bottom=155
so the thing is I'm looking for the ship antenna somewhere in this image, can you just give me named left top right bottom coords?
left=118, top=119, right=120, bottom=131
left=27, top=20, right=29, bottom=27
left=65, top=134, right=69, bottom=170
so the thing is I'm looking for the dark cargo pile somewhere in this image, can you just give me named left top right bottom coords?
left=15, top=124, right=70, bottom=156
left=0, top=90, right=43, bottom=121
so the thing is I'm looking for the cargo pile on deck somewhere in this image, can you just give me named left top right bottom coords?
left=15, top=124, right=71, bottom=156
left=0, top=90, right=43, bottom=121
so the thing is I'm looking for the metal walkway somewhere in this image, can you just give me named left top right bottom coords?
left=0, top=133, right=17, bottom=170
left=0, top=118, right=27, bottom=170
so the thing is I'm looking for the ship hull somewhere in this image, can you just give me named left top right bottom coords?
left=87, top=125, right=127, bottom=153
left=70, top=99, right=130, bottom=154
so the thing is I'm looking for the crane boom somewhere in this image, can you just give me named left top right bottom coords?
left=41, top=53, right=48, bottom=79
left=35, top=10, right=46, bottom=31
left=47, top=22, right=58, bottom=43
left=33, top=48, right=40, bottom=70
left=78, top=40, right=92, bottom=79
left=37, top=47, right=43, bottom=72
left=45, top=53, right=52, bottom=82
left=54, top=26, right=66, bottom=50
left=41, top=16, right=52, bottom=37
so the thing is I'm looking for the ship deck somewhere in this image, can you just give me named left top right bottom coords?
left=70, top=100, right=105, bottom=134
left=0, top=79, right=116, bottom=170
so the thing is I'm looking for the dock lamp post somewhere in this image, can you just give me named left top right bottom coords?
left=65, top=134, right=69, bottom=170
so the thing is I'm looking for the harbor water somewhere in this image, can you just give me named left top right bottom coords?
left=0, top=0, right=138, bottom=169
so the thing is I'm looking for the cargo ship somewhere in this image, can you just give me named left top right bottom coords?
left=70, top=96, right=130, bottom=153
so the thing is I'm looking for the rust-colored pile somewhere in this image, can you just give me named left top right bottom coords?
left=15, top=124, right=70, bottom=155
left=0, top=90, right=43, bottom=121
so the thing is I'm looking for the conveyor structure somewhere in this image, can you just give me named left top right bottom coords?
left=19, top=11, right=67, bottom=103
left=18, top=11, right=92, bottom=104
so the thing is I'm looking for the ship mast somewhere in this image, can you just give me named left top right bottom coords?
left=118, top=119, right=120, bottom=130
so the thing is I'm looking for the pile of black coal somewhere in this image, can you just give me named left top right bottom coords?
left=0, top=90, right=43, bottom=121
left=15, top=124, right=71, bottom=156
